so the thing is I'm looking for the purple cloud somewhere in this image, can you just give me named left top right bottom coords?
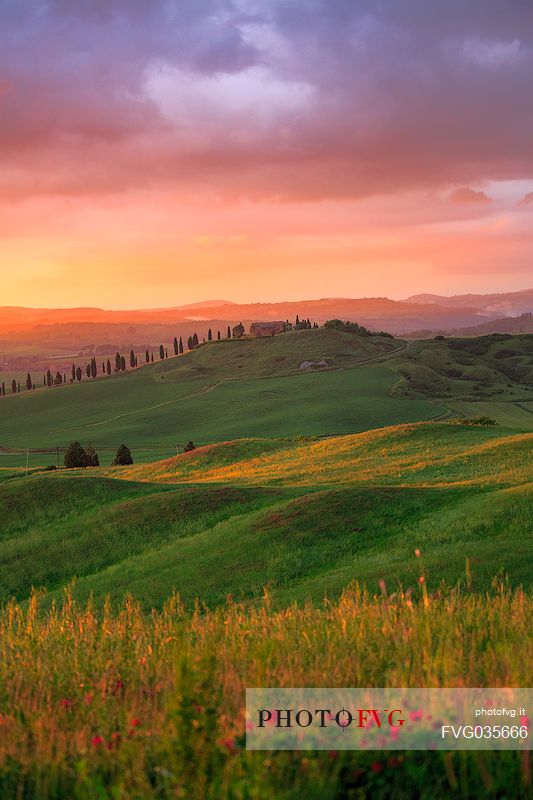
left=1, top=0, right=533, bottom=201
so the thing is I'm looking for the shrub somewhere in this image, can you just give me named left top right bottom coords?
left=184, top=441, right=196, bottom=452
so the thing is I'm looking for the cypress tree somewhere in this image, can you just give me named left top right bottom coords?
left=192, top=333, right=199, bottom=348
left=120, top=355, right=126, bottom=371
left=1, top=382, right=5, bottom=396
left=71, top=363, right=76, bottom=381
left=217, top=330, right=221, bottom=340
left=208, top=328, right=212, bottom=341
left=85, top=445, right=99, bottom=467
left=106, top=359, right=111, bottom=375
left=165, top=347, right=168, bottom=358
left=159, top=344, right=165, bottom=360
left=86, top=364, right=91, bottom=378
left=179, top=337, right=183, bottom=354
left=90, top=359, right=96, bottom=378
left=151, top=353, right=154, bottom=362
left=115, top=352, right=121, bottom=372
left=26, top=373, right=32, bottom=391
left=111, top=443, right=133, bottom=466
left=47, top=369, right=52, bottom=387
left=11, top=379, right=17, bottom=394
left=63, top=372, right=67, bottom=384
left=102, top=362, right=105, bottom=374
left=76, top=366, right=82, bottom=381
left=17, top=381, right=21, bottom=392
left=227, top=325, right=231, bottom=339
left=130, top=349, right=135, bottom=368
left=173, top=337, right=179, bottom=355
left=64, top=441, right=88, bottom=469
left=187, top=336, right=193, bottom=350
left=145, top=349, right=150, bottom=363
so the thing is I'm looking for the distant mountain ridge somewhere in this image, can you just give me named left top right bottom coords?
left=1, top=289, right=532, bottom=347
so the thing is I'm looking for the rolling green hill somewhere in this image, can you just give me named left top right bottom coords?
left=1, top=421, right=531, bottom=610
left=0, top=329, right=532, bottom=470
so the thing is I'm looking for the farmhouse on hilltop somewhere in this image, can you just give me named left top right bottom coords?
left=232, top=322, right=245, bottom=338
left=249, top=321, right=287, bottom=337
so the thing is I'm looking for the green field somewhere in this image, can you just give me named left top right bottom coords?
left=0, top=330, right=532, bottom=798
left=1, top=421, right=531, bottom=611
left=1, top=329, right=531, bottom=470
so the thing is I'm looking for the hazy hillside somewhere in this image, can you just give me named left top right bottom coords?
left=406, top=288, right=533, bottom=316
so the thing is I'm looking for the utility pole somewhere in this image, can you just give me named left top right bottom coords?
left=26, top=448, right=29, bottom=476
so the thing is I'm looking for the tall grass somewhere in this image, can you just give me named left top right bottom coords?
left=0, top=581, right=530, bottom=799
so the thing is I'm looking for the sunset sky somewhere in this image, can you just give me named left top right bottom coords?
left=1, top=0, right=533, bottom=309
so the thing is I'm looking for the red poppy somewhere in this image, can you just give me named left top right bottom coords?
left=91, top=735, right=104, bottom=747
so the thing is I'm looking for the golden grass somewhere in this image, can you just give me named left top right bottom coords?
left=0, top=583, right=530, bottom=797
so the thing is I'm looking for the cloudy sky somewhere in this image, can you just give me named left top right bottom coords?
left=1, top=0, right=533, bottom=307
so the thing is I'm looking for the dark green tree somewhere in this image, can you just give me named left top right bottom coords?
left=11, top=379, right=17, bottom=394
left=173, top=337, right=179, bottom=355
left=187, top=336, right=193, bottom=350
left=71, top=363, right=76, bottom=381
left=111, top=444, right=133, bottom=466
left=192, top=332, right=199, bottom=347
left=26, top=373, right=32, bottom=391
left=130, top=349, right=136, bottom=368
left=227, top=325, right=231, bottom=339
left=184, top=440, right=196, bottom=452
left=115, top=352, right=122, bottom=371
left=47, top=369, right=52, bottom=387
left=145, top=349, right=150, bottom=363
left=159, top=344, right=165, bottom=360
left=64, top=441, right=88, bottom=468
left=120, top=355, right=126, bottom=371
left=179, top=337, right=184, bottom=354
left=90, top=358, right=97, bottom=378
left=217, top=330, right=221, bottom=340
left=76, top=366, right=82, bottom=381
left=208, top=328, right=212, bottom=341
left=86, top=364, right=91, bottom=378
left=106, top=360, right=112, bottom=375
left=85, top=445, right=100, bottom=467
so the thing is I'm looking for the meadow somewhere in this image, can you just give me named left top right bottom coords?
left=0, top=582, right=530, bottom=799
left=0, top=330, right=532, bottom=798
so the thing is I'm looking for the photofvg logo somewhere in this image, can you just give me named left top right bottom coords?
left=246, top=688, right=533, bottom=751
left=258, top=707, right=405, bottom=730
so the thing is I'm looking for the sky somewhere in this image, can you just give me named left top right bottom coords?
left=1, top=0, right=533, bottom=309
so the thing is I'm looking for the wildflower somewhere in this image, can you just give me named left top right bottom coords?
left=387, top=756, right=401, bottom=768
left=409, top=710, right=423, bottom=721
left=83, top=692, right=93, bottom=705
left=415, top=548, right=421, bottom=557
left=222, top=737, right=236, bottom=755
left=371, top=761, right=383, bottom=773
left=418, top=575, right=425, bottom=584
left=59, top=698, right=73, bottom=710
left=113, top=680, right=124, bottom=694
left=131, top=718, right=141, bottom=728
left=91, top=735, right=104, bottom=747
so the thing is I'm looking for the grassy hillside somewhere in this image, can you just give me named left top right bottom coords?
left=1, top=329, right=532, bottom=471
left=1, top=422, right=531, bottom=611
left=0, top=330, right=446, bottom=468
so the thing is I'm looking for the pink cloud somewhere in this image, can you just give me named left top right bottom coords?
left=448, top=187, right=492, bottom=205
